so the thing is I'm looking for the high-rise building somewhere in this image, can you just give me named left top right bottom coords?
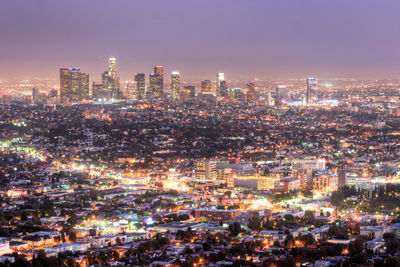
left=216, top=73, right=224, bottom=97
left=60, top=67, right=89, bottom=102
left=135, top=73, right=146, bottom=100
left=102, top=57, right=121, bottom=99
left=247, top=83, right=256, bottom=104
left=266, top=93, right=274, bottom=106
left=92, top=82, right=109, bottom=100
left=195, top=160, right=217, bottom=180
left=109, top=57, right=117, bottom=78
left=60, top=68, right=71, bottom=100
left=338, top=166, right=347, bottom=188
left=301, top=94, right=307, bottom=106
left=201, top=80, right=212, bottom=93
left=171, top=71, right=180, bottom=100
left=125, top=81, right=136, bottom=100
left=32, top=88, right=39, bottom=103
left=275, top=85, right=286, bottom=107
left=307, top=77, right=318, bottom=105
left=182, top=85, right=195, bottom=101
left=149, top=66, right=164, bottom=98
left=219, top=80, right=227, bottom=97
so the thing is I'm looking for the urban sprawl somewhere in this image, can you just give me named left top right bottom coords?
left=1, top=58, right=400, bottom=266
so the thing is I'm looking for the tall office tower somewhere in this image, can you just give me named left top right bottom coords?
left=135, top=73, right=146, bottom=100
left=149, top=66, right=164, bottom=98
left=219, top=80, right=228, bottom=97
left=301, top=94, right=307, bottom=106
left=275, top=85, right=285, bottom=107
left=182, top=85, right=195, bottom=101
left=247, top=83, right=256, bottom=103
left=125, top=81, right=136, bottom=100
left=60, top=68, right=71, bottom=100
left=337, top=165, right=347, bottom=188
left=32, top=88, right=39, bottom=103
left=195, top=160, right=217, bottom=180
left=201, top=80, right=212, bottom=93
left=171, top=71, right=180, bottom=100
left=154, top=65, right=164, bottom=76
left=306, top=77, right=318, bottom=105
left=266, top=93, right=274, bottom=106
left=109, top=57, right=117, bottom=78
left=81, top=72, right=89, bottom=100
left=102, top=57, right=121, bottom=99
left=60, top=67, right=89, bottom=102
left=92, top=82, right=108, bottom=100
left=149, top=73, right=157, bottom=99
left=216, top=73, right=224, bottom=97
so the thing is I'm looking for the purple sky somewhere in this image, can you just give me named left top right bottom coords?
left=1, top=0, right=399, bottom=81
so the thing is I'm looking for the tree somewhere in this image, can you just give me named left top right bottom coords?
left=297, top=233, right=315, bottom=247
left=284, top=214, right=294, bottom=221
left=304, top=210, right=314, bottom=220
left=21, top=211, right=28, bottom=221
left=228, top=222, right=242, bottom=236
left=68, top=232, right=77, bottom=242
left=89, top=228, right=97, bottom=236
left=178, top=214, right=190, bottom=221
left=202, top=242, right=211, bottom=251
left=184, top=246, right=194, bottom=254
left=248, top=214, right=262, bottom=232
left=383, top=232, right=400, bottom=255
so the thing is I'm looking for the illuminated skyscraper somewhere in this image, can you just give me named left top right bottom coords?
left=171, top=71, right=180, bottom=100
left=266, top=93, right=274, bottom=106
left=102, top=57, right=121, bottom=99
left=154, top=66, right=164, bottom=76
left=216, top=73, right=224, bottom=97
left=60, top=68, right=71, bottom=100
left=247, top=83, right=256, bottom=104
left=109, top=57, right=117, bottom=78
left=306, top=77, right=318, bottom=105
left=275, top=85, right=286, bottom=107
left=201, top=80, right=212, bottom=93
left=182, top=85, right=195, bottom=101
left=219, top=80, right=227, bottom=97
left=92, top=82, right=108, bottom=100
left=301, top=94, right=307, bottom=106
left=135, top=73, right=146, bottom=100
left=338, top=165, right=347, bottom=187
left=125, top=81, right=136, bottom=100
left=149, top=73, right=157, bottom=98
left=32, top=88, right=39, bottom=104
left=149, top=66, right=164, bottom=98
left=60, top=67, right=89, bottom=102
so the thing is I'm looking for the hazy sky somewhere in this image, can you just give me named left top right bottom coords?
left=1, top=0, right=399, bottom=81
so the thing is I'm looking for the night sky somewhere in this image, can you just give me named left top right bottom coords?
left=1, top=0, right=399, bottom=80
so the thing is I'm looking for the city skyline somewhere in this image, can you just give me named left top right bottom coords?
left=2, top=1, right=400, bottom=265
left=1, top=0, right=400, bottom=80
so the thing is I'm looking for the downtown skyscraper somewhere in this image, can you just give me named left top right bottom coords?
left=102, top=57, right=121, bottom=99
left=306, top=77, right=318, bottom=105
left=149, top=66, right=164, bottom=99
left=247, top=82, right=256, bottom=104
left=275, top=85, right=286, bottom=107
left=135, top=73, right=146, bottom=100
left=171, top=71, right=180, bottom=100
left=201, top=80, right=212, bottom=93
left=216, top=73, right=225, bottom=97
left=60, top=67, right=89, bottom=102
